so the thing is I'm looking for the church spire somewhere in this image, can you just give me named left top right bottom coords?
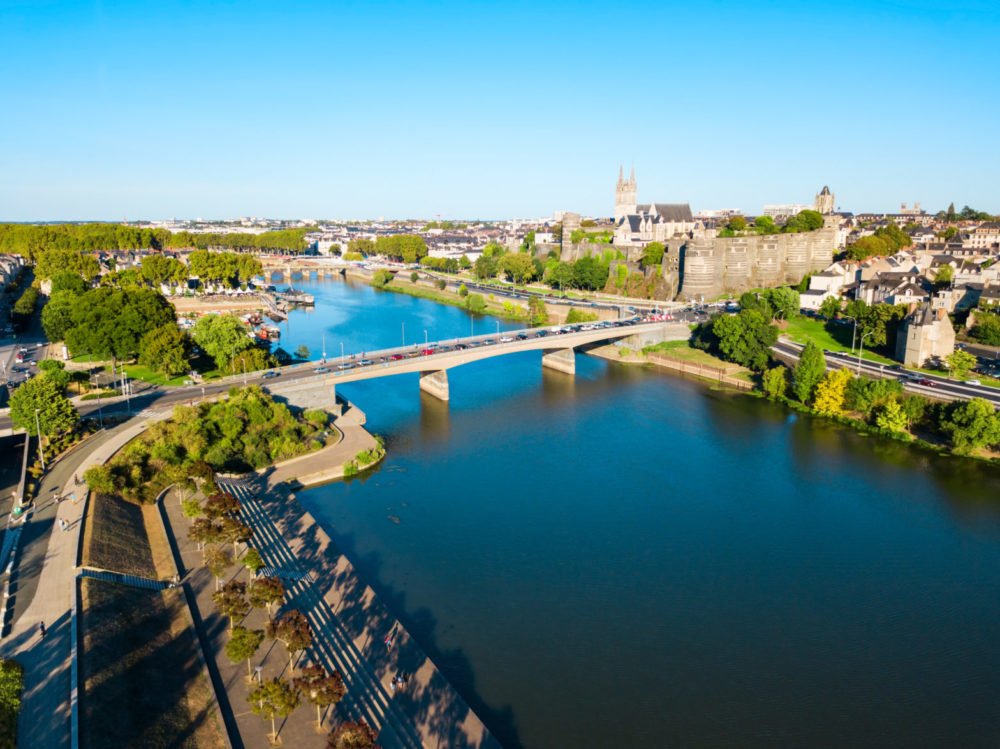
left=629, top=165, right=635, bottom=185
left=618, top=164, right=624, bottom=187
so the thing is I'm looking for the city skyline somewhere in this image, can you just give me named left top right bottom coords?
left=3, top=0, right=999, bottom=221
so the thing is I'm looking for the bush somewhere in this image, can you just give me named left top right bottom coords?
left=458, top=283, right=468, bottom=297
left=342, top=460, right=358, bottom=477
left=181, top=498, right=203, bottom=519
left=409, top=272, right=419, bottom=283
left=436, top=279, right=446, bottom=290
left=371, top=269, right=393, bottom=288
left=465, top=293, right=486, bottom=314
left=0, top=660, right=24, bottom=749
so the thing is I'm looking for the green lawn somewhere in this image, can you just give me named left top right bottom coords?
left=782, top=316, right=897, bottom=366
left=644, top=340, right=743, bottom=369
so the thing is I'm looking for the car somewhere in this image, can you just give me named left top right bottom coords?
left=337, top=362, right=355, bottom=370
left=390, top=353, right=404, bottom=360
left=500, top=335, right=513, bottom=342
left=421, top=348, right=434, bottom=355
left=966, top=379, right=982, bottom=386
left=515, top=333, right=528, bottom=340
left=261, top=371, right=280, bottom=379
left=359, top=358, right=373, bottom=366
left=483, top=339, right=496, bottom=345
left=916, top=378, right=935, bottom=387
left=535, top=330, right=548, bottom=337
left=454, top=343, right=468, bottom=350
left=314, top=366, right=330, bottom=373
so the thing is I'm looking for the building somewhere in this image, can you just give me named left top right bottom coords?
left=762, top=203, right=811, bottom=219
left=896, top=303, right=955, bottom=367
left=612, top=167, right=697, bottom=246
left=814, top=186, right=835, bottom=214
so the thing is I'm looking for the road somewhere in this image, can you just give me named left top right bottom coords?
left=0, top=316, right=671, bottom=432
left=773, top=339, right=1000, bottom=406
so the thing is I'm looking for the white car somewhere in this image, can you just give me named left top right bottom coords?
left=499, top=335, right=513, bottom=342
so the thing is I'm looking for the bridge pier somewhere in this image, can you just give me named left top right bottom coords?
left=419, top=370, right=450, bottom=401
left=541, top=348, right=576, bottom=375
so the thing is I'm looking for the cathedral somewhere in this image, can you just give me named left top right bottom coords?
left=613, top=167, right=698, bottom=246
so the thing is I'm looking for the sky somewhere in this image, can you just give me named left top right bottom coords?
left=2, top=0, right=998, bottom=221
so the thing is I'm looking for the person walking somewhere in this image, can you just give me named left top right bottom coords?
left=39, top=621, right=46, bottom=638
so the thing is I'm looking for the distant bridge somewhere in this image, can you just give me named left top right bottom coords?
left=267, top=320, right=685, bottom=405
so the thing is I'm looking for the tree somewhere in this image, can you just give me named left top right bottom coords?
left=458, top=283, right=468, bottom=297
left=946, top=349, right=977, bottom=379
left=212, top=580, right=249, bottom=631
left=472, top=255, right=497, bottom=280
left=762, top=366, right=788, bottom=399
left=465, top=293, right=486, bottom=314
left=294, top=664, right=347, bottom=728
left=754, top=216, right=777, bottom=235
left=498, top=253, right=535, bottom=284
left=189, top=517, right=224, bottom=550
left=547, top=262, right=575, bottom=290
left=371, top=269, right=393, bottom=288
left=711, top=309, right=778, bottom=371
left=267, top=609, right=313, bottom=671
left=249, top=576, right=286, bottom=614
left=63, top=287, right=175, bottom=361
left=459, top=254, right=472, bottom=269
left=640, top=242, right=665, bottom=268
left=939, top=398, right=1000, bottom=453
left=970, top=311, right=1000, bottom=346
left=205, top=545, right=233, bottom=590
left=84, top=464, right=116, bottom=495
left=231, top=347, right=275, bottom=374
left=328, top=720, right=379, bottom=749
left=900, top=395, right=927, bottom=427
left=409, top=272, right=418, bottom=283
left=218, top=516, right=253, bottom=555
left=248, top=677, right=300, bottom=742
left=9, top=375, right=78, bottom=437
left=40, top=290, right=79, bottom=341
left=812, top=368, right=853, bottom=415
left=50, top=270, right=88, bottom=295
left=243, top=548, right=265, bottom=576
left=225, top=625, right=265, bottom=678
left=763, top=287, right=800, bottom=320
left=138, top=324, right=190, bottom=377
left=191, top=314, right=253, bottom=370
left=727, top=216, right=747, bottom=232
left=793, top=342, right=826, bottom=403
left=935, top=264, right=954, bottom=286
left=436, top=278, right=446, bottom=290
left=874, top=399, right=908, bottom=432
left=296, top=345, right=310, bottom=360
left=819, top=295, right=841, bottom=319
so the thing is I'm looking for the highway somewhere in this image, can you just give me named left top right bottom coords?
left=773, top=339, right=1000, bottom=406
left=0, top=317, right=669, bottom=433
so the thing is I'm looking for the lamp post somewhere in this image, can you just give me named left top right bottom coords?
left=401, top=322, right=405, bottom=347
left=841, top=314, right=858, bottom=353
left=340, top=342, right=344, bottom=366
left=34, top=409, right=45, bottom=470
left=858, top=330, right=875, bottom=374
left=254, top=666, right=264, bottom=709
left=242, top=358, right=247, bottom=387
left=424, top=330, right=428, bottom=348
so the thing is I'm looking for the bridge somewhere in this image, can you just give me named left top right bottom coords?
left=267, top=320, right=684, bottom=406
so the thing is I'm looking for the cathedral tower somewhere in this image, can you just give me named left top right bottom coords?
left=615, top=165, right=637, bottom=221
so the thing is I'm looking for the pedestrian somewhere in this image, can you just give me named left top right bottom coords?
left=39, top=621, right=46, bottom=638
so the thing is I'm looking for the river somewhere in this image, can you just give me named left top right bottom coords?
left=273, top=276, right=1000, bottom=748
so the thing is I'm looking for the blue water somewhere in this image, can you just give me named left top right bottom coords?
left=279, top=277, right=1000, bottom=748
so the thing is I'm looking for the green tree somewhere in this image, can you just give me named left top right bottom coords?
left=762, top=366, right=788, bottom=399
left=191, top=314, right=253, bottom=370
left=763, top=287, right=800, bottom=320
left=231, top=347, right=275, bottom=374
left=465, top=293, right=486, bottom=314
left=248, top=576, right=286, bottom=615
left=9, top=375, right=78, bottom=437
left=819, top=295, right=842, bottom=319
left=498, top=253, right=535, bottom=284
left=296, top=345, right=311, bottom=360
left=139, top=324, right=190, bottom=376
left=226, top=625, right=265, bottom=678
left=793, top=342, right=826, bottom=403
left=813, top=368, right=853, bottom=415
left=939, top=397, right=1000, bottom=453
left=473, top=255, right=498, bottom=280
left=50, top=270, right=88, bottom=295
left=711, top=309, right=777, bottom=371
left=329, top=720, right=379, bottom=749
left=205, top=546, right=233, bottom=590
left=640, top=242, right=665, bottom=268
left=409, top=271, right=419, bottom=283
left=84, top=464, right=116, bottom=495
left=935, top=264, right=954, bottom=286
left=371, top=269, right=393, bottom=288
left=212, top=580, right=249, bottom=632
left=64, top=287, right=176, bottom=361
left=243, top=548, right=265, bottom=576
left=900, top=395, right=927, bottom=427
left=727, top=216, right=747, bottom=232
left=40, top=290, right=78, bottom=342
left=458, top=283, right=468, bottom=297
left=969, top=312, right=1000, bottom=346
left=946, top=349, right=977, bottom=379
left=248, top=677, right=300, bottom=742
left=874, top=399, right=908, bottom=432
left=754, top=216, right=777, bottom=235
left=294, top=664, right=347, bottom=728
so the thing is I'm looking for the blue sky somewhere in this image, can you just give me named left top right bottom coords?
left=2, top=0, right=998, bottom=220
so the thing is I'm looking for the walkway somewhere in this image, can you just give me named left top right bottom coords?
left=220, top=475, right=499, bottom=749
left=0, top=415, right=167, bottom=749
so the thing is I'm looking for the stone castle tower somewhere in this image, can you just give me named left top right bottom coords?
left=814, top=185, right=835, bottom=214
left=615, top=165, right=637, bottom=221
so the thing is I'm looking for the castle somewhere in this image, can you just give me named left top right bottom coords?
left=553, top=169, right=838, bottom=301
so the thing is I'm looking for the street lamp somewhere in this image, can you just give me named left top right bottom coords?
left=424, top=330, right=428, bottom=347
left=401, top=322, right=405, bottom=347
left=340, top=341, right=344, bottom=365
left=857, top=330, right=875, bottom=374
left=34, top=408, right=45, bottom=470
left=254, top=665, right=264, bottom=709
left=841, top=314, right=858, bottom=353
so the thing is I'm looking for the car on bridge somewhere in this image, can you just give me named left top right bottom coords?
left=421, top=348, right=434, bottom=355
left=500, top=335, right=513, bottom=342
left=314, top=366, right=330, bottom=373
left=261, top=371, right=280, bottom=379
left=390, top=353, right=405, bottom=360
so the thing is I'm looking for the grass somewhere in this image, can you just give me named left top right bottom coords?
left=79, top=578, right=225, bottom=749
left=644, top=340, right=742, bottom=370
left=781, top=316, right=897, bottom=365
left=121, top=364, right=192, bottom=387
left=0, top=660, right=23, bottom=749
left=380, top=279, right=528, bottom=320
left=82, top=494, right=158, bottom=578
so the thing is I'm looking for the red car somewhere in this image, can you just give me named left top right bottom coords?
left=421, top=348, right=434, bottom=355
left=916, top=378, right=935, bottom=387
left=390, top=354, right=404, bottom=360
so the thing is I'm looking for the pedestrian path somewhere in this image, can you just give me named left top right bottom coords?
left=220, top=477, right=498, bottom=749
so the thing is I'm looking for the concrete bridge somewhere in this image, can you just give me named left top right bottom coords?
left=268, top=320, right=685, bottom=406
